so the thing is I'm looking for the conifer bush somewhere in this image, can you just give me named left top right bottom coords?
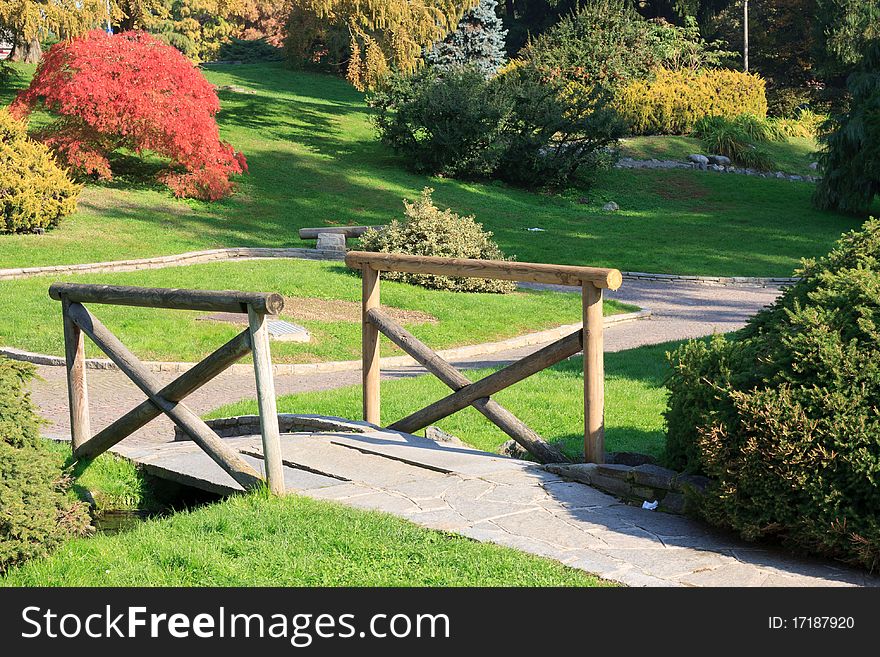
left=358, top=188, right=516, bottom=293
left=10, top=30, right=247, bottom=201
left=0, top=108, right=80, bottom=234
left=0, top=359, right=90, bottom=572
left=665, top=221, right=880, bottom=570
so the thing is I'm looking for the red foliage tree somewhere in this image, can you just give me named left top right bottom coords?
left=10, top=30, right=247, bottom=201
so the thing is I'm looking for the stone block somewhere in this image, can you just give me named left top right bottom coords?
left=315, top=232, right=346, bottom=251
left=630, top=464, right=677, bottom=490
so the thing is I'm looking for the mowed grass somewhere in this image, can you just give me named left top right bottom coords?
left=211, top=341, right=677, bottom=461
left=0, top=259, right=633, bottom=363
left=0, top=63, right=866, bottom=276
left=0, top=493, right=609, bottom=586
left=620, top=134, right=822, bottom=177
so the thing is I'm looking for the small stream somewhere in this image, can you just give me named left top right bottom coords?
left=92, top=510, right=161, bottom=535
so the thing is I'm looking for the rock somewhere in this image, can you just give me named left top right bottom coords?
left=708, top=155, right=731, bottom=166
left=688, top=154, right=709, bottom=165
left=710, top=164, right=725, bottom=172
left=602, top=201, right=619, bottom=212
left=605, top=451, right=657, bottom=467
left=32, top=227, right=45, bottom=235
left=425, top=426, right=463, bottom=445
left=500, top=439, right=529, bottom=460
left=809, top=161, right=820, bottom=171
left=315, top=232, right=347, bottom=252
left=630, top=464, right=677, bottom=490
left=775, top=171, right=787, bottom=179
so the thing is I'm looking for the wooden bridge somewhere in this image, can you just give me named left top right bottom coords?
left=52, top=252, right=622, bottom=496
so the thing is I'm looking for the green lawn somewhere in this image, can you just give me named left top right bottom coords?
left=211, top=340, right=677, bottom=461
left=1, top=492, right=608, bottom=586
left=620, top=134, right=822, bottom=177
left=0, top=259, right=633, bottom=363
left=0, top=63, right=866, bottom=277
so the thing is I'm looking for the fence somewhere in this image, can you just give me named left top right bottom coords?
left=49, top=283, right=287, bottom=495
left=345, top=252, right=623, bottom=464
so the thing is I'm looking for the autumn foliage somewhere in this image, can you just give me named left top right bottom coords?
left=11, top=30, right=247, bottom=201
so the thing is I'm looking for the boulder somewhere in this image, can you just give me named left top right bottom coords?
left=708, top=155, right=732, bottom=166
left=602, top=201, right=620, bottom=212
left=687, top=154, right=709, bottom=165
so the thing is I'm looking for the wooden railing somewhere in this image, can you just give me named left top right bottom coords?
left=49, top=283, right=287, bottom=495
left=345, top=252, right=623, bottom=464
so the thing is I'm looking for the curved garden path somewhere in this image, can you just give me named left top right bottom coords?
left=31, top=279, right=782, bottom=445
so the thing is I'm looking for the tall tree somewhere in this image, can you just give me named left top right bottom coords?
left=425, top=0, right=507, bottom=77
left=0, top=0, right=113, bottom=62
left=814, top=0, right=880, bottom=82
left=287, top=0, right=478, bottom=90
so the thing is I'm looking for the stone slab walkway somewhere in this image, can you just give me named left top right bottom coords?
left=111, top=428, right=877, bottom=587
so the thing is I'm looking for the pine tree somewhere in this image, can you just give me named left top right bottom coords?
left=814, top=41, right=880, bottom=214
left=425, top=0, right=507, bottom=77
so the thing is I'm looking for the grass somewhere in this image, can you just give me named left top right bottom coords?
left=211, top=340, right=678, bottom=461
left=0, top=259, right=633, bottom=363
left=0, top=492, right=609, bottom=586
left=0, top=63, right=867, bottom=277
left=620, top=134, right=822, bottom=177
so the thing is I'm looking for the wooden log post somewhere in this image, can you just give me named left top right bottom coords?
left=362, top=266, right=381, bottom=425
left=389, top=325, right=583, bottom=434
left=65, top=302, right=263, bottom=490
left=583, top=282, right=605, bottom=464
left=76, top=330, right=253, bottom=459
left=367, top=308, right=569, bottom=464
left=61, top=297, right=90, bottom=452
left=247, top=305, right=285, bottom=496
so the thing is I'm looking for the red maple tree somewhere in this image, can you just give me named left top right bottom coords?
left=11, top=30, right=247, bottom=201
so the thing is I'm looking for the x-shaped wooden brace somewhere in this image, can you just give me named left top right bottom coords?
left=64, top=301, right=269, bottom=491
left=366, top=308, right=574, bottom=464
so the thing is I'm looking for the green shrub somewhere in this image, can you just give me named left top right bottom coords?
left=692, top=115, right=775, bottom=170
left=616, top=67, right=768, bottom=136
left=814, top=42, right=880, bottom=214
left=664, top=220, right=880, bottom=570
left=0, top=359, right=91, bottom=572
left=772, top=109, right=829, bottom=139
left=0, top=108, right=80, bottom=234
left=358, top=188, right=517, bottom=293
left=217, top=38, right=284, bottom=63
left=370, top=65, right=623, bottom=188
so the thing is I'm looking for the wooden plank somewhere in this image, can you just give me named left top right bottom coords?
left=50, top=283, right=284, bottom=315
left=75, top=329, right=253, bottom=459
left=60, top=297, right=90, bottom=451
left=65, top=302, right=264, bottom=490
left=346, top=251, right=622, bottom=290
left=367, top=308, right=569, bottom=464
left=362, top=266, right=381, bottom=425
left=389, top=324, right=582, bottom=433
left=299, top=226, right=380, bottom=239
left=248, top=305, right=285, bottom=496
left=583, top=283, right=605, bottom=463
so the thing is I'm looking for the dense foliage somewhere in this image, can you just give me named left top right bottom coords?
left=814, top=42, right=880, bottom=215
left=0, top=108, right=80, bottom=234
left=217, top=36, right=283, bottom=62
left=285, top=0, right=476, bottom=89
left=371, top=65, right=623, bottom=188
left=665, top=221, right=880, bottom=570
left=0, top=359, right=91, bottom=572
left=691, top=114, right=777, bottom=169
left=11, top=30, right=247, bottom=201
left=617, top=67, right=767, bottom=135
left=520, top=1, right=731, bottom=92
left=425, top=0, right=507, bottom=77
left=358, top=188, right=516, bottom=293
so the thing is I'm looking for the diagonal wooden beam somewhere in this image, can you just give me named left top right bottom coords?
left=66, top=302, right=264, bottom=490
left=367, top=308, right=569, bottom=464
left=75, top=329, right=253, bottom=460
left=390, top=329, right=582, bottom=434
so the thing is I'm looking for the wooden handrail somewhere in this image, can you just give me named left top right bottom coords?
left=49, top=283, right=284, bottom=315
left=345, top=251, right=623, bottom=290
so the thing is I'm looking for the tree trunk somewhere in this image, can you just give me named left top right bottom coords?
left=12, top=36, right=41, bottom=63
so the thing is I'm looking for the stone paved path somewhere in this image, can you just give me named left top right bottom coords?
left=113, top=427, right=877, bottom=587
left=30, top=278, right=869, bottom=587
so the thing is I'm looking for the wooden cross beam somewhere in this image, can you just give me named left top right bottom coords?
left=52, top=282, right=289, bottom=496
left=365, top=308, right=570, bottom=464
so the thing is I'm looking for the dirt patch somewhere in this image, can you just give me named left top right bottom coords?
left=282, top=297, right=438, bottom=325
left=654, top=174, right=711, bottom=201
